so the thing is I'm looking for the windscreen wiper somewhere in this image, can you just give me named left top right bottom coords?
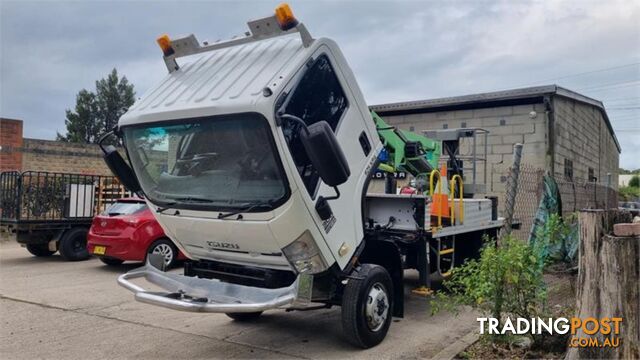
left=156, top=196, right=215, bottom=214
left=218, top=201, right=274, bottom=220
left=170, top=196, right=217, bottom=203
left=156, top=202, right=177, bottom=214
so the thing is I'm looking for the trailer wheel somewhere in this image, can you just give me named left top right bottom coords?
left=26, top=243, right=55, bottom=257
left=225, top=312, right=263, bottom=321
left=100, top=257, right=124, bottom=266
left=341, top=264, right=393, bottom=348
left=58, top=227, right=90, bottom=261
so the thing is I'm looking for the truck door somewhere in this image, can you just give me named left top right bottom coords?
left=277, top=46, right=376, bottom=269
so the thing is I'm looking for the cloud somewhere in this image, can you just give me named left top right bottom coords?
left=1, top=0, right=639, bottom=168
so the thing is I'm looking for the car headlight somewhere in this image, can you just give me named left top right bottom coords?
left=282, top=230, right=328, bottom=274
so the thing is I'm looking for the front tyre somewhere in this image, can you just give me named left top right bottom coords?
left=341, top=264, right=393, bottom=349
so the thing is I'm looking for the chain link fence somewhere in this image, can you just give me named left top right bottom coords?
left=508, top=164, right=618, bottom=241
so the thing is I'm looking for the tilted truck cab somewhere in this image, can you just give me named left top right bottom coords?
left=104, top=4, right=503, bottom=348
left=118, top=16, right=379, bottom=273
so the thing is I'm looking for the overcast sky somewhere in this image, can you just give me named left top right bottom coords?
left=1, top=0, right=639, bottom=168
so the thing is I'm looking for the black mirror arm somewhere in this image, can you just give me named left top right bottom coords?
left=98, top=126, right=122, bottom=153
left=98, top=131, right=114, bottom=153
left=324, top=186, right=341, bottom=201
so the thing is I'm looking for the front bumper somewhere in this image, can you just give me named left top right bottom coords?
left=117, top=257, right=309, bottom=313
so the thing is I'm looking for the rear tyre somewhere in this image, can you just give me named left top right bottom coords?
left=100, top=257, right=124, bottom=266
left=341, top=264, right=393, bottom=349
left=147, top=238, right=178, bottom=268
left=26, top=243, right=55, bottom=257
left=58, top=227, right=90, bottom=261
left=225, top=312, right=263, bottom=321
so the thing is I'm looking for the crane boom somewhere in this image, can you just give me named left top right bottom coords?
left=373, top=111, right=441, bottom=177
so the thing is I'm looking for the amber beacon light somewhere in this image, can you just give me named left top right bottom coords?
left=156, top=34, right=174, bottom=56
left=275, top=3, right=298, bottom=31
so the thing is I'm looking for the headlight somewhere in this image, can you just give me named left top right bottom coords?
left=282, top=230, right=328, bottom=274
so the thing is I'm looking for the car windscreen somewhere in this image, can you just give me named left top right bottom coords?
left=122, top=113, right=289, bottom=211
left=103, top=202, right=147, bottom=216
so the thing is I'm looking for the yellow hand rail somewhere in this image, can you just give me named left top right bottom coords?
left=429, top=169, right=442, bottom=231
left=429, top=169, right=441, bottom=196
left=449, top=174, right=464, bottom=225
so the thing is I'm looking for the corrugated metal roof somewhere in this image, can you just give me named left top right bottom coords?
left=370, top=85, right=620, bottom=152
left=123, top=35, right=305, bottom=119
left=370, top=85, right=604, bottom=112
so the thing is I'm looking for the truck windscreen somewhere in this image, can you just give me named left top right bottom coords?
left=123, top=113, right=289, bottom=211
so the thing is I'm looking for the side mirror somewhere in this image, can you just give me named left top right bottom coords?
left=300, top=121, right=350, bottom=187
left=102, top=145, right=142, bottom=193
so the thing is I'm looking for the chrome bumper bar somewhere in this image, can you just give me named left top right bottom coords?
left=117, top=257, right=306, bottom=313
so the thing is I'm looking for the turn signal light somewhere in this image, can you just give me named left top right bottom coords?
left=275, top=3, right=298, bottom=31
left=156, top=34, right=174, bottom=56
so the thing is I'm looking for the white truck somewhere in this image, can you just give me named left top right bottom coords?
left=101, top=4, right=503, bottom=348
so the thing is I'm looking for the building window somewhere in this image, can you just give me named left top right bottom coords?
left=588, top=167, right=596, bottom=182
left=461, top=122, right=467, bottom=128
left=443, top=124, right=448, bottom=129
left=499, top=119, right=506, bottom=126
left=409, top=126, right=415, bottom=132
left=564, top=159, right=573, bottom=180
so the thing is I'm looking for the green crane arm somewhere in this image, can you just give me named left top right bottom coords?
left=372, top=111, right=441, bottom=177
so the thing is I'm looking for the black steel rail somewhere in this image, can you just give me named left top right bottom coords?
left=0, top=171, right=129, bottom=225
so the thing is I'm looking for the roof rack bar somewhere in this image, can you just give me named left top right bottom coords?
left=161, top=15, right=314, bottom=73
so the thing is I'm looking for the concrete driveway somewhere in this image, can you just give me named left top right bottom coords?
left=0, top=241, right=478, bottom=359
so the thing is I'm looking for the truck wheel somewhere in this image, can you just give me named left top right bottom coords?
left=26, top=243, right=55, bottom=257
left=147, top=239, right=178, bottom=268
left=100, top=257, right=124, bottom=266
left=341, top=264, right=393, bottom=348
left=58, top=227, right=90, bottom=261
left=225, top=312, right=263, bottom=321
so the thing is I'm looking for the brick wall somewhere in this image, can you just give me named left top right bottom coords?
left=21, top=138, right=114, bottom=175
left=0, top=118, right=24, bottom=171
left=553, top=96, right=619, bottom=188
left=0, top=118, right=116, bottom=176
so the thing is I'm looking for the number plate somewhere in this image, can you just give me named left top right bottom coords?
left=93, top=246, right=106, bottom=255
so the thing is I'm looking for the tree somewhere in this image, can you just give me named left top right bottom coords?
left=57, top=69, right=135, bottom=143
left=95, top=68, right=136, bottom=136
left=619, top=168, right=640, bottom=175
left=629, top=175, right=640, bottom=188
left=56, top=90, right=99, bottom=143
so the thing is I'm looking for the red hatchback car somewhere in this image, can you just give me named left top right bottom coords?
left=87, top=198, right=184, bottom=267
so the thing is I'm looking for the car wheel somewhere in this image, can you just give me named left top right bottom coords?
left=147, top=239, right=178, bottom=268
left=341, top=264, right=393, bottom=348
left=58, top=227, right=90, bottom=261
left=100, top=257, right=124, bottom=266
left=26, top=243, right=55, bottom=257
left=225, top=312, right=263, bottom=321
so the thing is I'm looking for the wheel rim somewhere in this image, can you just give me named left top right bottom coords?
left=152, top=244, right=174, bottom=265
left=365, top=282, right=389, bottom=332
left=73, top=234, right=85, bottom=251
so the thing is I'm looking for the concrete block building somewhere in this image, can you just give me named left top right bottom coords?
left=369, top=85, right=620, bottom=210
left=370, top=85, right=620, bottom=219
left=0, top=118, right=114, bottom=175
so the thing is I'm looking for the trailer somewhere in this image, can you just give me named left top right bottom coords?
left=100, top=4, right=504, bottom=348
left=0, top=171, right=129, bottom=260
